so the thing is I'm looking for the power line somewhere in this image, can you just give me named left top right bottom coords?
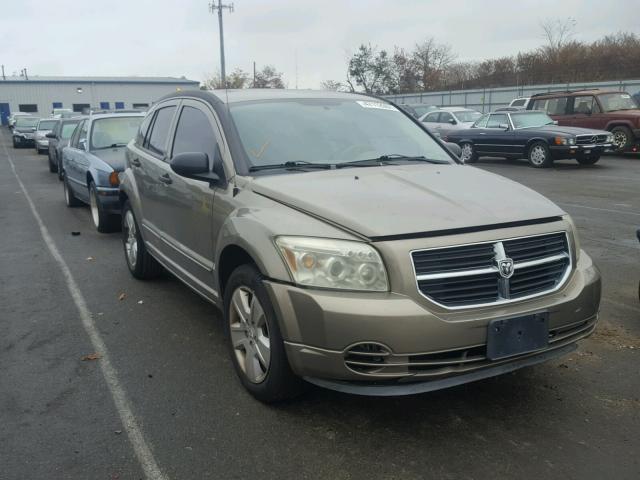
left=209, top=0, right=234, bottom=85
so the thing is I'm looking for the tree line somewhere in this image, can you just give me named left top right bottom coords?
left=324, top=20, right=640, bottom=94
left=203, top=64, right=285, bottom=90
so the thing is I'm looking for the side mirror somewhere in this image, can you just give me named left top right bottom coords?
left=449, top=118, right=456, bottom=125
left=79, top=138, right=87, bottom=150
left=443, top=142, right=462, bottom=159
left=498, top=123, right=510, bottom=130
left=32, top=127, right=37, bottom=132
left=170, top=152, right=220, bottom=184
left=46, top=132, right=56, bottom=139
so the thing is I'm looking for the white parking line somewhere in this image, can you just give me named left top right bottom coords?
left=2, top=140, right=168, bottom=480
left=558, top=202, right=640, bottom=217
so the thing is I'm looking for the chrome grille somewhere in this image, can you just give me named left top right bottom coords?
left=576, top=134, right=608, bottom=145
left=411, top=232, right=571, bottom=309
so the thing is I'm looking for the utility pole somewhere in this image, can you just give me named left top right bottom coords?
left=209, top=0, right=234, bottom=86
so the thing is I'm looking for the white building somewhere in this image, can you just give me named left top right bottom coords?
left=0, top=75, right=200, bottom=124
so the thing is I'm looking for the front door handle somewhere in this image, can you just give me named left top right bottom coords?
left=158, top=173, right=173, bottom=185
left=130, top=158, right=141, bottom=167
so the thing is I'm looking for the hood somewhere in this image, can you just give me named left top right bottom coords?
left=14, top=127, right=35, bottom=133
left=250, top=165, right=565, bottom=238
left=531, top=125, right=611, bottom=136
left=91, top=146, right=126, bottom=172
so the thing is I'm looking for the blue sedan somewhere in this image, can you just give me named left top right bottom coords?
left=61, top=112, right=145, bottom=232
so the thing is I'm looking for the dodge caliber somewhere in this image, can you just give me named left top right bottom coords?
left=119, top=90, right=601, bottom=402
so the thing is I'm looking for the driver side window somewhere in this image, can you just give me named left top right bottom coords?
left=439, top=112, right=454, bottom=124
left=487, top=114, right=508, bottom=129
left=474, top=114, right=488, bottom=128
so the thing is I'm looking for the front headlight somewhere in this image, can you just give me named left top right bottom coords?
left=565, top=215, right=581, bottom=261
left=606, top=134, right=614, bottom=143
left=567, top=137, right=576, bottom=145
left=554, top=136, right=574, bottom=145
left=275, top=236, right=389, bottom=291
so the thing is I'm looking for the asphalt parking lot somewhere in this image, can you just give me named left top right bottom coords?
left=1, top=129, right=639, bottom=480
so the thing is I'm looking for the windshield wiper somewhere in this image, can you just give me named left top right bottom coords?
left=336, top=154, right=448, bottom=168
left=93, top=143, right=128, bottom=150
left=249, top=161, right=334, bottom=172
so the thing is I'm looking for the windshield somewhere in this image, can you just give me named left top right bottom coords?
left=229, top=99, right=452, bottom=170
left=38, top=120, right=58, bottom=131
left=90, top=116, right=143, bottom=149
left=455, top=111, right=482, bottom=123
left=597, top=93, right=638, bottom=112
left=15, top=117, right=40, bottom=128
left=511, top=112, right=554, bottom=128
left=61, top=121, right=80, bottom=139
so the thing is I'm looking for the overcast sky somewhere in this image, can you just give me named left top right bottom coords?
left=2, top=0, right=637, bottom=88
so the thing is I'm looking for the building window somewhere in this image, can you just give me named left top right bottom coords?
left=19, top=104, right=38, bottom=113
left=99, top=102, right=110, bottom=110
left=132, top=103, right=149, bottom=109
left=115, top=102, right=125, bottom=109
left=52, top=102, right=63, bottom=109
left=73, top=103, right=91, bottom=113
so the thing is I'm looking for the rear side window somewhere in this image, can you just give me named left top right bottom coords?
left=172, top=106, right=218, bottom=163
left=439, top=112, right=454, bottom=124
left=533, top=97, right=568, bottom=115
left=571, top=96, right=600, bottom=114
left=423, top=112, right=440, bottom=123
left=511, top=99, right=525, bottom=107
left=474, top=114, right=488, bottom=128
left=136, top=113, right=154, bottom=146
left=146, top=106, right=176, bottom=156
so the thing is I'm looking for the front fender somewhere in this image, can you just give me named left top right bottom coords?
left=118, top=168, right=144, bottom=226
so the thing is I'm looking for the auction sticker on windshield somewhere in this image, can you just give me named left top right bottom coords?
left=356, top=101, right=399, bottom=111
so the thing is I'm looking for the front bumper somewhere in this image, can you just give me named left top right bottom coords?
left=35, top=138, right=49, bottom=149
left=550, top=143, right=613, bottom=158
left=266, top=249, right=601, bottom=391
left=13, top=134, right=35, bottom=145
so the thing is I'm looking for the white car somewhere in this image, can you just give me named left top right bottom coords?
left=419, top=107, right=482, bottom=136
left=8, top=112, right=32, bottom=129
left=34, top=118, right=59, bottom=154
left=509, top=97, right=531, bottom=109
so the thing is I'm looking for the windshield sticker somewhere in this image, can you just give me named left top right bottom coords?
left=621, top=94, right=631, bottom=99
left=356, top=101, right=399, bottom=112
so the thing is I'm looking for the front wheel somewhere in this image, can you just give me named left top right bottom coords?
left=224, top=264, right=304, bottom=403
left=610, top=126, right=632, bottom=152
left=122, top=201, right=163, bottom=279
left=12, top=137, right=18, bottom=148
left=527, top=141, right=553, bottom=168
left=48, top=151, right=58, bottom=173
left=89, top=182, right=119, bottom=233
left=577, top=154, right=601, bottom=165
left=459, top=142, right=478, bottom=164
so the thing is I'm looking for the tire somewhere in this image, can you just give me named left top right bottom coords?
left=577, top=154, right=601, bottom=165
left=12, top=137, right=19, bottom=148
left=63, top=173, right=82, bottom=207
left=610, top=126, right=632, bottom=152
left=89, top=181, right=120, bottom=233
left=527, top=141, right=553, bottom=168
left=56, top=154, right=64, bottom=181
left=48, top=151, right=58, bottom=173
left=459, top=142, right=478, bottom=164
left=122, top=200, right=163, bottom=280
left=224, top=264, right=304, bottom=403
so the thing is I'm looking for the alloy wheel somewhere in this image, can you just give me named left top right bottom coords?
left=460, top=144, right=473, bottom=163
left=613, top=130, right=628, bottom=150
left=530, top=145, right=547, bottom=165
left=124, top=210, right=138, bottom=268
left=229, top=286, right=271, bottom=384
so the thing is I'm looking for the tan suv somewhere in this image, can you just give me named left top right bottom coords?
left=528, top=89, right=640, bottom=151
left=119, top=90, right=601, bottom=402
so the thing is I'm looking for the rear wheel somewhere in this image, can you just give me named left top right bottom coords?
left=122, top=201, right=162, bottom=279
left=63, top=173, right=82, bottom=207
left=56, top=154, right=64, bottom=181
left=459, top=142, right=478, bottom=164
left=89, top=182, right=120, bottom=233
left=224, top=264, right=304, bottom=403
left=48, top=151, right=58, bottom=173
left=527, top=141, right=553, bottom=168
left=577, top=154, right=601, bottom=165
left=611, top=126, right=632, bottom=152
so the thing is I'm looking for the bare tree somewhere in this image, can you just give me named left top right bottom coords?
left=203, top=68, right=249, bottom=89
left=320, top=80, right=346, bottom=91
left=540, top=17, right=577, bottom=62
left=347, top=44, right=395, bottom=94
left=411, top=38, right=456, bottom=90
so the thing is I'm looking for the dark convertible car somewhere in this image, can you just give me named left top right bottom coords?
left=444, top=110, right=614, bottom=168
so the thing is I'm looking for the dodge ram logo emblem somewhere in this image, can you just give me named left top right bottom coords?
left=498, top=258, right=514, bottom=278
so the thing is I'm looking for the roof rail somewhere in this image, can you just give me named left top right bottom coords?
left=531, top=88, right=600, bottom=98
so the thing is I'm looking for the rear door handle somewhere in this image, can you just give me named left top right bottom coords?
left=130, top=158, right=141, bottom=167
left=158, top=173, right=173, bottom=185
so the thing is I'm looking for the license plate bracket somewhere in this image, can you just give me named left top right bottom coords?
left=486, top=312, right=549, bottom=360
